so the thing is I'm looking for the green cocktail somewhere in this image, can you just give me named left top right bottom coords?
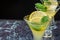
left=24, top=11, right=51, bottom=40
left=24, top=0, right=59, bottom=40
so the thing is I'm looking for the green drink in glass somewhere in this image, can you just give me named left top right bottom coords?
left=24, top=11, right=51, bottom=40
left=24, top=0, right=59, bottom=40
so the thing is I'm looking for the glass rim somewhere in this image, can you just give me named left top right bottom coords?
left=24, top=15, right=30, bottom=22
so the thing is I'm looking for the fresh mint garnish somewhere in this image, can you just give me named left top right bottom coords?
left=31, top=22, right=41, bottom=31
left=35, top=3, right=47, bottom=12
left=41, top=16, right=49, bottom=24
left=31, top=24, right=41, bottom=31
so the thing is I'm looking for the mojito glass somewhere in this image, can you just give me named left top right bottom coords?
left=24, top=0, right=59, bottom=40
left=24, top=11, right=51, bottom=40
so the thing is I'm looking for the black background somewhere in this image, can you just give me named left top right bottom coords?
left=2, top=0, right=60, bottom=20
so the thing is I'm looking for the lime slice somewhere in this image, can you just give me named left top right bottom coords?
left=30, top=17, right=42, bottom=23
left=44, top=0, right=58, bottom=10
left=29, top=11, right=47, bottom=22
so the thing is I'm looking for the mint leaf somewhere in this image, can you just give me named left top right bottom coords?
left=31, top=24, right=41, bottom=31
left=35, top=3, right=47, bottom=12
left=32, top=25, right=41, bottom=31
left=30, top=22, right=41, bottom=31
left=41, top=16, right=49, bottom=24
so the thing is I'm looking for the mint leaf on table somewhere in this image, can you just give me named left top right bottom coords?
left=35, top=3, right=47, bottom=12
left=41, top=16, right=49, bottom=24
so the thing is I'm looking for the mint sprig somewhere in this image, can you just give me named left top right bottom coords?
left=35, top=3, right=47, bottom=12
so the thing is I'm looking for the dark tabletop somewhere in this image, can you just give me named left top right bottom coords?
left=0, top=20, right=60, bottom=40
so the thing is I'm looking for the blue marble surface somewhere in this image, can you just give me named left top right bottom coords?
left=0, top=20, right=60, bottom=40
